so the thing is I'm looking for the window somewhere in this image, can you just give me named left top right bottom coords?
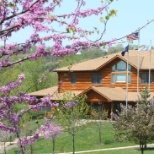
left=112, top=61, right=131, bottom=72
left=92, top=74, right=102, bottom=84
left=113, top=103, right=121, bottom=114
left=112, top=74, right=131, bottom=83
left=71, top=74, right=76, bottom=84
left=111, top=61, right=131, bottom=83
left=91, top=102, right=104, bottom=112
left=112, top=65, right=115, bottom=72
left=141, top=73, right=152, bottom=84
left=117, top=61, right=126, bottom=71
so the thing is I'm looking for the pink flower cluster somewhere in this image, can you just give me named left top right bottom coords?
left=0, top=74, right=25, bottom=94
left=19, top=133, right=39, bottom=146
left=29, top=96, right=59, bottom=110
left=0, top=0, right=115, bottom=153
left=64, top=100, right=78, bottom=108
left=38, top=120, right=62, bottom=140
left=0, top=0, right=114, bottom=68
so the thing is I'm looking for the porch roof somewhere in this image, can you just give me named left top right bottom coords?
left=80, top=86, right=154, bottom=102
left=29, top=86, right=154, bottom=102
left=29, top=86, right=82, bottom=100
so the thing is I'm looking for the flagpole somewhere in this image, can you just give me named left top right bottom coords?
left=148, top=40, right=152, bottom=91
left=137, top=30, right=140, bottom=107
left=126, top=44, right=129, bottom=115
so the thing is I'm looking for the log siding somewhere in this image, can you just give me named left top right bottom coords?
left=58, top=59, right=154, bottom=92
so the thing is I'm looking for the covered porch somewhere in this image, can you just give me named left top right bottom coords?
left=80, top=86, right=138, bottom=119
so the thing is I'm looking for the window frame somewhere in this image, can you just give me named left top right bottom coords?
left=111, top=73, right=131, bottom=83
left=140, top=73, right=152, bottom=84
left=71, top=74, right=76, bottom=84
left=92, top=73, right=102, bottom=84
left=111, top=60, right=131, bottom=84
left=117, top=61, right=126, bottom=72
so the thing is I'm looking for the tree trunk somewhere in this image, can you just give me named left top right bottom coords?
left=9, top=130, right=12, bottom=145
left=52, top=138, right=55, bottom=154
left=72, top=128, right=75, bottom=154
left=98, top=122, right=102, bottom=144
left=144, top=139, right=147, bottom=149
left=140, top=141, right=144, bottom=154
left=98, top=102, right=102, bottom=144
left=4, top=142, right=6, bottom=154
left=30, top=144, right=33, bottom=154
left=16, top=131, right=25, bottom=154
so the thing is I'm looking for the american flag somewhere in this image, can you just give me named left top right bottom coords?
left=127, top=32, right=139, bottom=40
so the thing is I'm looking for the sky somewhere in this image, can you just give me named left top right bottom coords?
left=3, top=0, right=154, bottom=48
left=106, top=0, right=154, bottom=46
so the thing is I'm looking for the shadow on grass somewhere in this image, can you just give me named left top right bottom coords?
left=135, top=147, right=154, bottom=153
left=104, top=139, right=114, bottom=145
left=145, top=147, right=154, bottom=151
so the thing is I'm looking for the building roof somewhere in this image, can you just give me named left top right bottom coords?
left=29, top=86, right=58, bottom=96
left=29, top=86, right=81, bottom=100
left=80, top=86, right=154, bottom=102
left=54, top=50, right=154, bottom=72
left=29, top=86, right=154, bottom=102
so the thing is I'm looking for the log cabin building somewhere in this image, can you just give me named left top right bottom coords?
left=30, top=50, right=154, bottom=117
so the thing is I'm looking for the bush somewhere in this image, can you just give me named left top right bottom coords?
left=91, top=109, right=108, bottom=120
left=29, top=110, right=45, bottom=120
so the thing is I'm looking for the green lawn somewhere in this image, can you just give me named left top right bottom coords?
left=6, top=121, right=153, bottom=154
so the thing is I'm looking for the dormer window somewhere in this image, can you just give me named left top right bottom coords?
left=111, top=61, right=131, bottom=83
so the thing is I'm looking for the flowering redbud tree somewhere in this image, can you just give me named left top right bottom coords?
left=0, top=74, right=59, bottom=153
left=38, top=120, right=62, bottom=154
left=0, top=130, right=12, bottom=154
left=17, top=132, right=39, bottom=153
left=0, top=0, right=116, bottom=153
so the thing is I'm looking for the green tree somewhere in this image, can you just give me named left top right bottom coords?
left=18, top=58, right=57, bottom=93
left=0, top=69, right=22, bottom=86
left=108, top=44, right=124, bottom=53
left=113, top=88, right=154, bottom=154
left=90, top=103, right=108, bottom=144
left=56, top=93, right=89, bottom=154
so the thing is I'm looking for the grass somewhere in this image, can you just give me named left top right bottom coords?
left=6, top=121, right=139, bottom=154
left=19, top=118, right=45, bottom=137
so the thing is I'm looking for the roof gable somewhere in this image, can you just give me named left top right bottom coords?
left=95, top=55, right=142, bottom=71
left=54, top=50, right=154, bottom=72
left=79, top=86, right=112, bottom=102
left=79, top=86, right=127, bottom=102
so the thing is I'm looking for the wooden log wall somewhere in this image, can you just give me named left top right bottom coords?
left=58, top=58, right=154, bottom=92
left=86, top=90, right=109, bottom=102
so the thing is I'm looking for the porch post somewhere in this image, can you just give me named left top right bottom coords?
left=111, top=102, right=114, bottom=120
left=90, top=102, right=92, bottom=119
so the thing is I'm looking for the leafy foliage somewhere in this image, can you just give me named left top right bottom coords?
left=0, top=0, right=117, bottom=153
left=55, top=93, right=89, bottom=153
left=113, top=88, right=154, bottom=154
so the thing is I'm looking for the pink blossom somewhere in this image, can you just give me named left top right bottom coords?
left=0, top=0, right=115, bottom=153
left=19, top=133, right=39, bottom=146
left=64, top=100, right=78, bottom=108
left=38, top=120, right=62, bottom=140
